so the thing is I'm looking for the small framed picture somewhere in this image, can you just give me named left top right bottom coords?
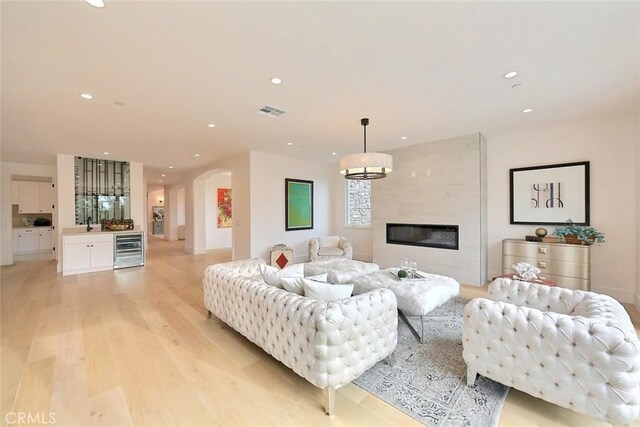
left=510, top=161, right=590, bottom=225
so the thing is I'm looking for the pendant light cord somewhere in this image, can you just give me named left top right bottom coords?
left=364, top=124, right=367, bottom=153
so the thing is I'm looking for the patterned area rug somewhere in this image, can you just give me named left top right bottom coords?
left=353, top=297, right=509, bottom=426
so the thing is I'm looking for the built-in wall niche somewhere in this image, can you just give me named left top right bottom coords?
left=75, top=157, right=131, bottom=225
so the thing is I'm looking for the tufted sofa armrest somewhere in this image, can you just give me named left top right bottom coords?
left=489, top=278, right=587, bottom=315
left=309, top=238, right=321, bottom=262
left=463, top=297, right=640, bottom=425
left=338, top=238, right=353, bottom=259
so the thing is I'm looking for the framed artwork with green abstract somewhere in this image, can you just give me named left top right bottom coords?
left=285, top=178, right=314, bottom=231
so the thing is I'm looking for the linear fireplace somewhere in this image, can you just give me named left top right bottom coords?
left=386, top=223, right=459, bottom=250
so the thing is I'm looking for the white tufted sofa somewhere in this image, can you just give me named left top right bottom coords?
left=203, top=258, right=398, bottom=415
left=463, top=278, right=640, bottom=426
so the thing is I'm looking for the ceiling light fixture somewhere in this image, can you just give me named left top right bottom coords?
left=287, top=142, right=293, bottom=146
left=522, top=108, right=533, bottom=113
left=401, top=136, right=408, bottom=140
left=503, top=71, right=518, bottom=79
left=168, top=166, right=174, bottom=169
left=85, top=0, right=105, bottom=7
left=103, top=151, right=109, bottom=155
left=339, top=118, right=393, bottom=180
left=194, top=153, right=200, bottom=157
left=80, top=93, right=93, bottom=100
left=271, top=77, right=282, bottom=85
left=158, top=180, right=163, bottom=183
left=207, top=123, right=216, bottom=128
left=332, top=152, right=337, bottom=156
left=161, top=174, right=166, bottom=177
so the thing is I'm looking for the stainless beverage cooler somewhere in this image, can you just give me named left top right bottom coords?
left=113, top=232, right=144, bottom=269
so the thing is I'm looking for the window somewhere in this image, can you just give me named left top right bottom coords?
left=346, top=180, right=371, bottom=227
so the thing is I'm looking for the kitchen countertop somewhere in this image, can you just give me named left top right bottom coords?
left=62, top=227, right=144, bottom=236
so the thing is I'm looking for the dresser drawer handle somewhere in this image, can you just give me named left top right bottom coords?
left=538, top=261, right=548, bottom=269
left=538, top=247, right=548, bottom=254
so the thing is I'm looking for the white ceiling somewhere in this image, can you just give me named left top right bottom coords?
left=2, top=1, right=639, bottom=185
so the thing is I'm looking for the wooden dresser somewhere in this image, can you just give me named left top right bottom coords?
left=502, top=238, right=590, bottom=290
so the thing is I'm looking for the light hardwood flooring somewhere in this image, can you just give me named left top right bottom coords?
left=2, top=238, right=639, bottom=427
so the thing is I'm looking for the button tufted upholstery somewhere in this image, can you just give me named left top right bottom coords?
left=203, top=258, right=398, bottom=398
left=304, top=259, right=380, bottom=284
left=463, top=278, right=640, bottom=426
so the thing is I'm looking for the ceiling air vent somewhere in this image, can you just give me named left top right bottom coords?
left=257, top=105, right=286, bottom=118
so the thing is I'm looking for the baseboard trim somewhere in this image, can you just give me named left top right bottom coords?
left=185, top=246, right=206, bottom=255
left=591, top=286, right=635, bottom=304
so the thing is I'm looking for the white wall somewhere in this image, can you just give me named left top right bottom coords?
left=204, top=173, right=232, bottom=250
left=0, top=162, right=57, bottom=266
left=486, top=113, right=638, bottom=303
left=331, top=173, right=373, bottom=262
left=230, top=152, right=251, bottom=260
left=177, top=187, right=185, bottom=226
left=636, top=110, right=640, bottom=311
left=250, top=151, right=333, bottom=263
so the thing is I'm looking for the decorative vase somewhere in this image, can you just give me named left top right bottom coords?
left=535, top=227, right=548, bottom=237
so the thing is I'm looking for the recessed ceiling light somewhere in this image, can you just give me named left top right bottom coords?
left=161, top=174, right=166, bottom=177
left=168, top=166, right=174, bottom=169
left=207, top=123, right=216, bottom=128
left=511, top=83, right=523, bottom=89
left=102, top=151, right=109, bottom=155
left=80, top=93, right=93, bottom=100
left=503, top=71, right=518, bottom=79
left=85, top=0, right=105, bottom=7
left=194, top=153, right=201, bottom=157
left=522, top=108, right=533, bottom=113
left=158, top=180, right=163, bottom=183
left=332, top=152, right=337, bottom=156
left=401, top=136, right=408, bottom=140
left=271, top=77, right=282, bottom=85
left=287, top=142, right=293, bottom=146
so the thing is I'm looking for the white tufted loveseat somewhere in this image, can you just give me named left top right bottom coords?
left=203, top=258, right=398, bottom=415
left=463, top=278, right=640, bottom=426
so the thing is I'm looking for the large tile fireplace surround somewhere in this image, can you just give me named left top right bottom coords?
left=372, top=133, right=487, bottom=285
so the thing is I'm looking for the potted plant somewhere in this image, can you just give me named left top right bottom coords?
left=554, top=219, right=605, bottom=246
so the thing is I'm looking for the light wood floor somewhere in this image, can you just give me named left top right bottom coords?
left=2, top=238, right=639, bottom=427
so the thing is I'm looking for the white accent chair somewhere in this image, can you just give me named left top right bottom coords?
left=463, top=279, right=640, bottom=427
left=308, top=236, right=353, bottom=262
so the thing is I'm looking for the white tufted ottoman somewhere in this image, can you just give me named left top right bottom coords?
left=352, top=268, right=460, bottom=342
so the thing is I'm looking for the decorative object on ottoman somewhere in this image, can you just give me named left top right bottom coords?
left=535, top=227, right=548, bottom=237
left=554, top=219, right=605, bottom=246
left=352, top=268, right=460, bottom=342
left=463, top=278, right=640, bottom=427
left=512, top=262, right=540, bottom=281
left=308, top=236, right=353, bottom=261
left=354, top=296, right=509, bottom=427
left=270, top=243, right=293, bottom=268
left=203, top=258, right=398, bottom=415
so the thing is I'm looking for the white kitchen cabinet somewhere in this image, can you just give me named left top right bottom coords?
left=39, top=182, right=54, bottom=213
left=15, top=180, right=54, bottom=214
left=12, top=227, right=54, bottom=254
left=38, top=228, right=54, bottom=251
left=63, top=233, right=114, bottom=276
left=11, top=181, right=19, bottom=204
left=18, top=181, right=40, bottom=214
left=12, top=230, right=19, bottom=253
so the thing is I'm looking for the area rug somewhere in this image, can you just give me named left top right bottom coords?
left=353, top=297, right=509, bottom=426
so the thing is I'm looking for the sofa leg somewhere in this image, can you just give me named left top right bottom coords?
left=207, top=310, right=212, bottom=319
left=466, top=367, right=477, bottom=386
left=323, top=387, right=335, bottom=416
